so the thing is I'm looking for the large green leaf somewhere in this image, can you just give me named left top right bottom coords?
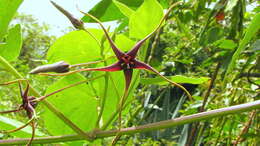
left=82, top=0, right=143, bottom=22
left=47, top=29, right=103, bottom=64
left=0, top=24, right=22, bottom=61
left=140, top=75, right=210, bottom=85
left=47, top=29, right=135, bottom=65
left=129, top=0, right=163, bottom=39
left=224, top=13, right=260, bottom=83
left=0, top=0, right=23, bottom=39
left=217, top=39, right=237, bottom=49
left=0, top=115, right=45, bottom=137
left=42, top=74, right=98, bottom=135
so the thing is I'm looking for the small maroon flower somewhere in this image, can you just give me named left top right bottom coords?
left=0, top=81, right=37, bottom=146
left=0, top=78, right=99, bottom=145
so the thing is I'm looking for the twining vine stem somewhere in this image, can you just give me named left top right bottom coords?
left=1, top=100, right=259, bottom=145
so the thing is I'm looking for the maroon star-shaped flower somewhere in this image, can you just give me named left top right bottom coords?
left=36, top=2, right=191, bottom=144
left=38, top=3, right=191, bottom=100
left=79, top=5, right=191, bottom=99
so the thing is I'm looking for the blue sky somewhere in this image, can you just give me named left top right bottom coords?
left=17, top=0, right=103, bottom=36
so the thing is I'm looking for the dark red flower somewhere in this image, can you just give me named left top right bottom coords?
left=38, top=2, right=192, bottom=100
left=37, top=2, right=191, bottom=144
left=0, top=81, right=37, bottom=146
left=216, top=11, right=225, bottom=22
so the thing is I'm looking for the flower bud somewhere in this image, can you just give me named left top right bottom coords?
left=50, top=1, right=84, bottom=29
left=29, top=61, right=70, bottom=74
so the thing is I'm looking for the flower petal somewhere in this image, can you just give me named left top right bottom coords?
left=133, top=60, right=193, bottom=100
left=79, top=11, right=125, bottom=59
left=123, top=69, right=133, bottom=90
left=18, top=82, right=29, bottom=100
left=133, top=60, right=156, bottom=72
left=88, top=61, right=122, bottom=72
left=126, top=37, right=150, bottom=58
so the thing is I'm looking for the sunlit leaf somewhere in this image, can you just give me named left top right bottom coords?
left=129, top=0, right=163, bottom=39
left=47, top=29, right=103, bottom=64
left=115, top=34, right=136, bottom=52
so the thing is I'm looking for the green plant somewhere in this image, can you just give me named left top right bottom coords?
left=0, top=0, right=259, bottom=145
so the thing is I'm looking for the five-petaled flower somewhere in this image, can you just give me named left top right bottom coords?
left=39, top=2, right=192, bottom=101
left=29, top=1, right=192, bottom=145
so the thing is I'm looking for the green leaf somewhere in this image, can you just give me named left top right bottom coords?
left=224, top=13, right=260, bottom=83
left=0, top=115, right=45, bottom=137
left=217, top=39, right=237, bottom=49
left=0, top=24, right=22, bottom=61
left=115, top=34, right=136, bottom=52
left=47, top=29, right=136, bottom=65
left=129, top=0, right=163, bottom=39
left=113, top=0, right=135, bottom=18
left=0, top=0, right=23, bottom=39
left=47, top=29, right=103, bottom=64
left=140, top=75, right=210, bottom=85
left=82, top=0, right=124, bottom=22
left=82, top=0, right=143, bottom=22
left=207, top=27, right=223, bottom=44
left=42, top=74, right=98, bottom=135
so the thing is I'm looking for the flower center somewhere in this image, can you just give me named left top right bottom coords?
left=121, top=55, right=135, bottom=70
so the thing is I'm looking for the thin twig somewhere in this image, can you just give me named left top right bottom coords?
left=233, top=110, right=257, bottom=145
left=200, top=62, right=221, bottom=112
